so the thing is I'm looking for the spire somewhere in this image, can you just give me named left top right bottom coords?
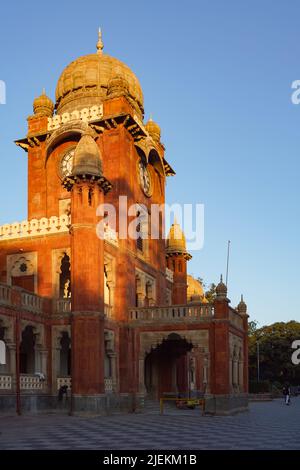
left=42, top=88, right=46, bottom=95
left=237, top=294, right=247, bottom=314
left=96, top=27, right=104, bottom=55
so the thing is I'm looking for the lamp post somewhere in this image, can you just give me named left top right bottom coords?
left=257, top=340, right=260, bottom=383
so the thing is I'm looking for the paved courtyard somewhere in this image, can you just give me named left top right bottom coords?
left=0, top=398, right=299, bottom=450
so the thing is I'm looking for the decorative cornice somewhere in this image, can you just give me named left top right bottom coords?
left=63, top=174, right=112, bottom=194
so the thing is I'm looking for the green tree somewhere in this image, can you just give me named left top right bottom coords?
left=248, top=321, right=300, bottom=386
left=205, top=283, right=216, bottom=304
left=248, top=320, right=258, bottom=336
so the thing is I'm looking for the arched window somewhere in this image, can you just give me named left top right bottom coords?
left=59, top=254, right=71, bottom=299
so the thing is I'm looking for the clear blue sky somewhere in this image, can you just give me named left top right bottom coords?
left=0, top=0, right=299, bottom=326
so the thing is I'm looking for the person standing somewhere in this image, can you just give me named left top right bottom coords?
left=282, top=384, right=291, bottom=405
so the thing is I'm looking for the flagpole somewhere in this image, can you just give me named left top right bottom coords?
left=225, top=240, right=231, bottom=287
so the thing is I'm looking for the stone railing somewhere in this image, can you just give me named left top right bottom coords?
left=104, top=377, right=113, bottom=393
left=55, top=299, right=71, bottom=314
left=165, top=268, right=174, bottom=283
left=0, top=283, right=12, bottom=306
left=57, top=377, right=71, bottom=391
left=20, top=375, right=44, bottom=390
left=0, top=216, right=120, bottom=247
left=129, top=303, right=214, bottom=322
left=0, top=215, right=70, bottom=241
left=21, top=291, right=43, bottom=313
left=229, top=308, right=244, bottom=330
left=47, top=104, right=103, bottom=131
left=0, top=374, right=12, bottom=390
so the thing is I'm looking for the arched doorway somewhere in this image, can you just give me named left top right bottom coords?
left=20, top=326, right=35, bottom=374
left=59, top=331, right=71, bottom=376
left=144, top=333, right=193, bottom=398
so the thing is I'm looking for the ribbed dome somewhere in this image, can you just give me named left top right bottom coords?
left=72, top=132, right=102, bottom=177
left=145, top=117, right=161, bottom=143
left=166, top=222, right=187, bottom=254
left=55, top=51, right=144, bottom=116
left=237, top=295, right=247, bottom=314
left=33, top=89, right=54, bottom=117
left=216, top=275, right=227, bottom=299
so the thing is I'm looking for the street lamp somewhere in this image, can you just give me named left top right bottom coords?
left=257, top=340, right=260, bottom=383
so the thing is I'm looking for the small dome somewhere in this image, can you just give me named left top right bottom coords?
left=145, top=117, right=161, bottom=143
left=72, top=132, right=102, bottom=177
left=166, top=221, right=186, bottom=254
left=55, top=32, right=144, bottom=117
left=216, top=275, right=227, bottom=299
left=237, top=295, right=247, bottom=314
left=107, top=74, right=129, bottom=97
left=33, top=89, right=54, bottom=117
left=187, top=275, right=204, bottom=301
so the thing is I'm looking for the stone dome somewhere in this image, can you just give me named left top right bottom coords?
left=187, top=275, right=208, bottom=303
left=145, top=117, right=161, bottom=143
left=33, top=89, right=54, bottom=117
left=166, top=221, right=187, bottom=254
left=72, top=132, right=102, bottom=177
left=216, top=275, right=227, bottom=299
left=55, top=32, right=144, bottom=117
left=237, top=295, right=247, bottom=315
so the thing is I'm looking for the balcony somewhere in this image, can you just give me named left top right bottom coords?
left=21, top=291, right=43, bottom=313
left=55, top=299, right=71, bottom=314
left=0, top=284, right=12, bottom=306
left=57, top=377, right=71, bottom=391
left=20, top=374, right=44, bottom=390
left=0, top=374, right=12, bottom=390
left=54, top=299, right=113, bottom=318
left=129, top=303, right=214, bottom=323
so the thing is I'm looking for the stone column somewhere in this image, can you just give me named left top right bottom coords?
left=7, top=343, right=16, bottom=391
left=110, top=352, right=117, bottom=392
left=239, top=360, right=244, bottom=390
left=229, top=357, right=233, bottom=393
left=40, top=350, right=48, bottom=379
left=138, top=355, right=145, bottom=394
left=233, top=358, right=238, bottom=389
left=136, top=293, right=145, bottom=307
left=53, top=345, right=61, bottom=393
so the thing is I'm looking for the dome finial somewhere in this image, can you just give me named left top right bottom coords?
left=216, top=274, right=227, bottom=299
left=97, top=27, right=104, bottom=55
left=237, top=294, right=247, bottom=314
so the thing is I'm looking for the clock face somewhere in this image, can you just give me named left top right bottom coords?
left=138, top=160, right=152, bottom=197
left=60, top=148, right=75, bottom=178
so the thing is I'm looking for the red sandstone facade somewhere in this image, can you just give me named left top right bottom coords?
left=0, top=34, right=249, bottom=414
